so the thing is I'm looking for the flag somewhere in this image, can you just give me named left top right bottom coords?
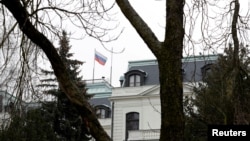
left=95, top=50, right=107, bottom=65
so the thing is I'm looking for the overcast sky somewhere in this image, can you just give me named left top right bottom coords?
left=66, top=0, right=164, bottom=87
left=66, top=0, right=249, bottom=87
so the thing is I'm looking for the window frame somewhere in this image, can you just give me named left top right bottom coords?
left=96, top=108, right=106, bottom=119
left=201, top=63, right=213, bottom=80
left=129, top=74, right=141, bottom=87
left=95, top=105, right=111, bottom=119
left=124, top=70, right=147, bottom=87
left=125, top=112, right=139, bottom=140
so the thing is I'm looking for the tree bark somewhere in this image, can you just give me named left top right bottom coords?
left=116, top=0, right=185, bottom=140
left=231, top=0, right=247, bottom=125
left=1, top=0, right=112, bottom=140
left=231, top=0, right=240, bottom=68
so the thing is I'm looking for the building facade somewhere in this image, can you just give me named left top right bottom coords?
left=85, top=78, right=113, bottom=138
left=110, top=55, right=218, bottom=141
left=0, top=55, right=218, bottom=141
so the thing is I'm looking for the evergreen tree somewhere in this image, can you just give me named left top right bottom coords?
left=0, top=30, right=91, bottom=141
left=0, top=107, right=59, bottom=141
left=52, top=30, right=91, bottom=141
left=184, top=45, right=250, bottom=140
left=0, top=31, right=91, bottom=140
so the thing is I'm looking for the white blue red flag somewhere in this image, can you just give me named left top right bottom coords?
left=95, top=50, right=107, bottom=65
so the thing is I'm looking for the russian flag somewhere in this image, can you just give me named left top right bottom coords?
left=95, top=50, right=107, bottom=65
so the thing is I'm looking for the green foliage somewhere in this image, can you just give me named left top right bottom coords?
left=184, top=116, right=207, bottom=141
left=0, top=108, right=58, bottom=141
left=184, top=45, right=250, bottom=140
left=42, top=30, right=91, bottom=141
left=0, top=30, right=91, bottom=141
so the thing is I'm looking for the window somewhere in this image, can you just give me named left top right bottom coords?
left=96, top=108, right=106, bottom=119
left=201, top=64, right=213, bottom=80
left=129, top=75, right=141, bottom=87
left=95, top=105, right=111, bottom=119
left=126, top=112, right=139, bottom=140
left=124, top=70, right=147, bottom=87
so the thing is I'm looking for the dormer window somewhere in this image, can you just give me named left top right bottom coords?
left=95, top=105, right=111, bottom=119
left=124, top=70, right=147, bottom=87
left=96, top=108, right=106, bottom=119
left=201, top=64, right=213, bottom=79
left=129, top=74, right=141, bottom=87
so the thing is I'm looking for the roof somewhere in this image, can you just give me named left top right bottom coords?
left=85, top=79, right=112, bottom=99
left=128, top=65, right=159, bottom=85
left=85, top=79, right=112, bottom=107
left=123, top=54, right=219, bottom=86
left=89, top=97, right=111, bottom=107
left=0, top=90, right=40, bottom=111
left=0, top=90, right=23, bottom=103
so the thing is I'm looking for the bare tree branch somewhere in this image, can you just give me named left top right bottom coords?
left=116, top=0, right=161, bottom=57
left=1, top=0, right=112, bottom=140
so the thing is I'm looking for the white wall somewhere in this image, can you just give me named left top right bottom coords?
left=111, top=85, right=161, bottom=141
left=110, top=83, right=194, bottom=141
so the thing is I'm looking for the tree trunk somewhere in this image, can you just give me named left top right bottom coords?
left=231, top=0, right=247, bottom=125
left=2, top=0, right=112, bottom=140
left=159, top=1, right=185, bottom=140
left=158, top=49, right=184, bottom=141
left=116, top=0, right=185, bottom=140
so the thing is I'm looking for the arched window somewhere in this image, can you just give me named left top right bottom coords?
left=95, top=105, right=111, bottom=119
left=125, top=112, right=139, bottom=140
left=129, top=74, right=141, bottom=87
left=201, top=64, right=213, bottom=79
left=96, top=108, right=106, bottom=119
left=124, top=70, right=147, bottom=87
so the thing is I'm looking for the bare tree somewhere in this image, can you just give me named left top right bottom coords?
left=229, top=0, right=249, bottom=125
left=116, top=0, right=185, bottom=140
left=115, top=0, right=250, bottom=140
left=0, top=0, right=114, bottom=140
left=1, top=0, right=249, bottom=140
left=191, top=0, right=250, bottom=124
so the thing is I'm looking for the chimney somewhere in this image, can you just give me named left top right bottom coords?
left=119, top=75, right=124, bottom=87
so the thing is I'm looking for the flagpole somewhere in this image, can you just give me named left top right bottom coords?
left=110, top=47, right=113, bottom=85
left=108, top=47, right=125, bottom=86
left=92, top=49, right=96, bottom=83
